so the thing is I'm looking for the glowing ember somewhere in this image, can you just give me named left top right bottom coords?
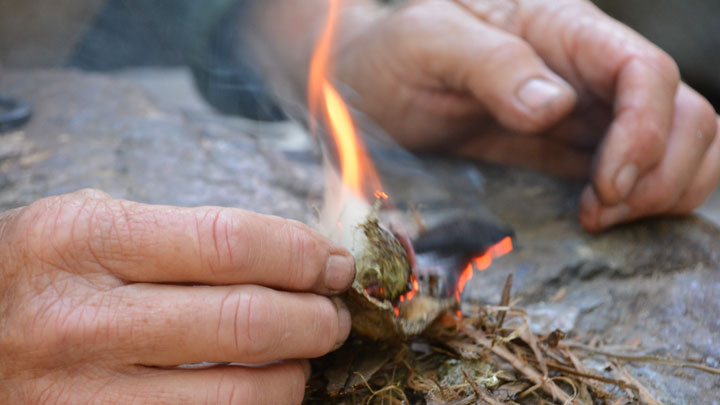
left=396, top=277, right=420, bottom=311
left=455, top=236, right=514, bottom=302
left=375, top=190, right=389, bottom=200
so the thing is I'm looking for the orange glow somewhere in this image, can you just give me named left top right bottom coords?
left=455, top=263, right=474, bottom=302
left=394, top=275, right=420, bottom=316
left=323, top=83, right=363, bottom=193
left=309, top=0, right=383, bottom=199
left=455, top=237, right=514, bottom=302
left=474, top=251, right=492, bottom=271
left=375, top=190, right=389, bottom=200
left=492, top=236, right=513, bottom=257
left=404, top=289, right=416, bottom=301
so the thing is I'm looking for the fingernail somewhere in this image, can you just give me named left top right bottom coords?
left=614, top=164, right=638, bottom=200
left=517, top=78, right=564, bottom=111
left=331, top=297, right=351, bottom=350
left=599, top=204, right=631, bottom=229
left=325, top=254, right=355, bottom=293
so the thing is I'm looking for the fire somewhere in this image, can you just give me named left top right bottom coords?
left=455, top=236, right=513, bottom=302
left=399, top=278, right=419, bottom=303
left=309, top=0, right=511, bottom=316
left=309, top=0, right=382, bottom=200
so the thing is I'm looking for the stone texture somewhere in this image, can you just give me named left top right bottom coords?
left=466, top=165, right=720, bottom=404
left=0, top=69, right=322, bottom=221
left=1, top=70, right=718, bottom=403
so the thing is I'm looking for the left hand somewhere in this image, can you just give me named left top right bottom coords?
left=328, top=0, right=720, bottom=231
left=0, top=190, right=354, bottom=404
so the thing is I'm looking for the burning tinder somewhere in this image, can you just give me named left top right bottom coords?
left=309, top=0, right=511, bottom=341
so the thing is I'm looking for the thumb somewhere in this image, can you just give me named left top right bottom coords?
left=422, top=1, right=577, bottom=133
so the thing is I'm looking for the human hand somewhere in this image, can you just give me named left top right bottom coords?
left=331, top=0, right=720, bottom=231
left=0, top=190, right=354, bottom=404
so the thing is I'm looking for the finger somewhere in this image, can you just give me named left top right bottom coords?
left=580, top=86, right=718, bottom=230
left=19, top=193, right=355, bottom=294
left=75, top=362, right=309, bottom=405
left=670, top=116, right=720, bottom=214
left=417, top=0, right=576, bottom=133
left=591, top=55, right=679, bottom=206
left=578, top=185, right=603, bottom=232
left=102, top=284, right=350, bottom=366
left=519, top=0, right=681, bottom=205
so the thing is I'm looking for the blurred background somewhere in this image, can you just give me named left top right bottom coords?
left=2, top=0, right=720, bottom=223
left=1, top=0, right=719, bottom=113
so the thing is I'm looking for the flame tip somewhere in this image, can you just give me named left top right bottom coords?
left=455, top=236, right=514, bottom=302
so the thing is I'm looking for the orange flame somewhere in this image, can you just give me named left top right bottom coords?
left=455, top=236, right=513, bottom=302
left=309, top=0, right=382, bottom=200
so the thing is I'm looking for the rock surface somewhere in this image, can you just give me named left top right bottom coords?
left=1, top=70, right=718, bottom=404
left=0, top=69, right=323, bottom=221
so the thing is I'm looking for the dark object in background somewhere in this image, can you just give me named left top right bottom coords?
left=0, top=96, right=32, bottom=133
left=69, top=0, right=285, bottom=121
left=593, top=0, right=720, bottom=109
left=189, top=0, right=286, bottom=121
left=413, top=217, right=514, bottom=257
left=67, top=0, right=720, bottom=116
left=412, top=217, right=514, bottom=298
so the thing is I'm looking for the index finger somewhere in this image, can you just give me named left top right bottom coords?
left=518, top=0, right=680, bottom=204
left=19, top=191, right=356, bottom=294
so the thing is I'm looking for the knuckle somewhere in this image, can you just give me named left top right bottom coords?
left=455, top=0, right=520, bottom=31
left=13, top=192, right=124, bottom=271
left=226, top=288, right=278, bottom=358
left=16, top=195, right=89, bottom=260
left=214, top=376, right=241, bottom=405
left=485, top=39, right=536, bottom=70
left=281, top=219, right=323, bottom=290
left=645, top=49, right=680, bottom=85
left=285, top=364, right=309, bottom=404
left=638, top=180, right=678, bottom=213
left=630, top=114, right=666, bottom=155
left=312, top=298, right=340, bottom=355
left=197, top=207, right=235, bottom=273
left=198, top=208, right=288, bottom=277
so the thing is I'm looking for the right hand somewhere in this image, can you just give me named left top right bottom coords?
left=0, top=189, right=355, bottom=404
left=330, top=0, right=719, bottom=232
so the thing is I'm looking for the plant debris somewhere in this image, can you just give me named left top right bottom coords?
left=306, top=275, right=720, bottom=404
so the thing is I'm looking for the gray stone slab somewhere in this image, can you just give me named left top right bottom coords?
left=1, top=70, right=718, bottom=403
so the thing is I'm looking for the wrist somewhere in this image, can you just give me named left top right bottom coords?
left=243, top=0, right=383, bottom=114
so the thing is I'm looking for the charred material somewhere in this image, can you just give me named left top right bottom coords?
left=354, top=217, right=410, bottom=302
left=344, top=215, right=456, bottom=341
left=413, top=216, right=514, bottom=257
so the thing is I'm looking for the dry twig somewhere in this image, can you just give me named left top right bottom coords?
left=463, top=326, right=574, bottom=404
left=566, top=343, right=720, bottom=375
